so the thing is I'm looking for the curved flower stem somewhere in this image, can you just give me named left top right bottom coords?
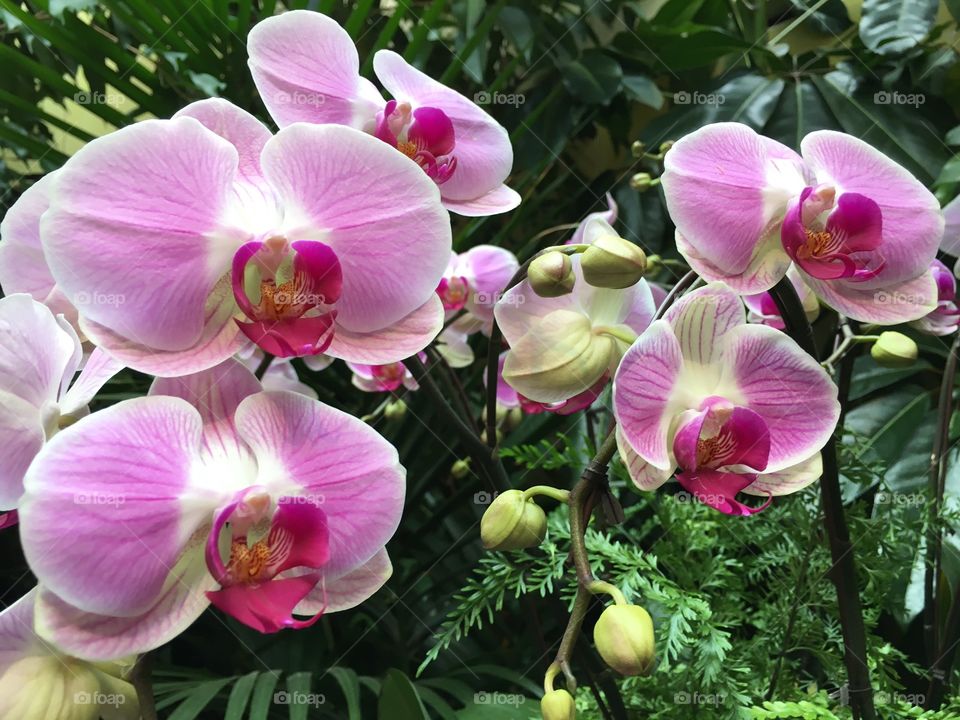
left=769, top=280, right=876, bottom=720
left=131, top=652, right=158, bottom=720
left=523, top=485, right=571, bottom=503
left=925, top=331, right=960, bottom=709
left=403, top=355, right=508, bottom=490
left=254, top=352, right=274, bottom=380
left=425, top=345, right=479, bottom=435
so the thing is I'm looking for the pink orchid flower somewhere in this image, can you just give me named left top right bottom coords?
left=40, top=98, right=451, bottom=377
left=0, top=294, right=121, bottom=516
left=910, top=259, right=959, bottom=336
left=18, top=359, right=403, bottom=659
left=743, top=266, right=820, bottom=330
left=613, top=283, right=839, bottom=515
left=247, top=10, right=520, bottom=216
left=495, top=255, right=655, bottom=406
left=437, top=246, right=519, bottom=324
left=0, top=589, right=139, bottom=719
left=0, top=172, right=80, bottom=330
left=347, top=356, right=422, bottom=393
left=662, top=123, right=942, bottom=324
left=566, top=193, right=618, bottom=245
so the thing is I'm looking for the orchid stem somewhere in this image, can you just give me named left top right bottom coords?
left=254, top=352, right=274, bottom=380
left=131, top=652, right=158, bottom=720
left=769, top=280, right=876, bottom=720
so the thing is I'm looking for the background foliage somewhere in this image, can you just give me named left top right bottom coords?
left=3, top=0, right=960, bottom=718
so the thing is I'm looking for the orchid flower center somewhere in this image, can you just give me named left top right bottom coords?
left=375, top=100, right=458, bottom=185
left=782, top=185, right=885, bottom=282
left=231, top=238, right=343, bottom=358
left=672, top=398, right=772, bottom=516
left=204, top=489, right=330, bottom=633
left=371, top=362, right=407, bottom=391
left=437, top=276, right=471, bottom=311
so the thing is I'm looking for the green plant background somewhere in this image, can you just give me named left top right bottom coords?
left=3, top=1, right=960, bottom=718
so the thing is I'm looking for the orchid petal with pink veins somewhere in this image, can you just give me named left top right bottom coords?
left=247, top=10, right=383, bottom=129
left=742, top=451, right=823, bottom=497
left=296, top=547, right=393, bottom=615
left=325, top=294, right=444, bottom=364
left=803, top=267, right=938, bottom=325
left=911, top=259, right=960, bottom=336
left=663, top=282, right=745, bottom=367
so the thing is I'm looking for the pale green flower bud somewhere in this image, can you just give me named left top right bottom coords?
left=451, top=459, right=471, bottom=479
left=630, top=172, right=652, bottom=191
left=384, top=399, right=407, bottom=420
left=480, top=489, right=547, bottom=551
left=581, top=235, right=647, bottom=289
left=593, top=604, right=655, bottom=676
left=528, top=252, right=575, bottom=298
left=870, top=331, right=918, bottom=368
left=541, top=689, right=576, bottom=720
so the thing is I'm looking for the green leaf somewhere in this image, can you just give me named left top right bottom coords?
left=859, top=0, right=939, bottom=55
left=621, top=74, right=663, bottom=109
left=49, top=0, right=98, bottom=18
left=166, top=678, right=232, bottom=720
left=561, top=50, right=623, bottom=106
left=377, top=669, right=429, bottom=720
left=327, top=667, right=363, bottom=720
left=764, top=79, right=837, bottom=151
left=284, top=671, right=313, bottom=720
left=937, top=156, right=960, bottom=186
left=247, top=672, right=281, bottom=720
left=224, top=671, right=258, bottom=720
left=455, top=699, right=536, bottom=719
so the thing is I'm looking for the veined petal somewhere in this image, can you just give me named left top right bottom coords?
left=234, top=391, right=405, bottom=580
left=174, top=99, right=272, bottom=185
left=803, top=267, right=938, bottom=324
left=613, top=320, right=683, bottom=470
left=19, top=397, right=223, bottom=616
left=41, top=117, right=243, bottom=353
left=0, top=173, right=59, bottom=301
left=663, top=283, right=746, bottom=366
left=676, top=228, right=791, bottom=294
left=442, top=185, right=521, bottom=216
left=459, top=245, right=519, bottom=323
left=743, top=451, right=822, bottom=497
left=295, top=547, right=393, bottom=615
left=247, top=10, right=382, bottom=128
left=261, top=124, right=451, bottom=332
left=615, top=427, right=674, bottom=491
left=59, top=347, right=124, bottom=417
left=325, top=294, right=443, bottom=364
left=718, top=324, right=839, bottom=471
left=0, top=391, right=44, bottom=509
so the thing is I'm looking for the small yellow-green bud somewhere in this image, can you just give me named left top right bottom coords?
left=593, top=604, right=655, bottom=676
left=480, top=489, right=547, bottom=551
left=630, top=172, right=652, bottom=191
left=451, top=459, right=471, bottom=479
left=503, top=407, right=524, bottom=431
left=630, top=140, right=646, bottom=158
left=870, top=331, right=918, bottom=368
left=659, top=140, right=674, bottom=154
left=384, top=399, right=406, bottom=420
left=528, top=252, right=575, bottom=298
left=580, top=235, right=647, bottom=289
left=541, top=689, right=576, bottom=720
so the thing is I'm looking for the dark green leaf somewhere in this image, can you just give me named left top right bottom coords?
left=859, top=0, right=939, bottom=55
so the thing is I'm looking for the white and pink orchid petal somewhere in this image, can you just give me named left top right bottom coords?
left=801, top=131, right=943, bottom=287
left=0, top=590, right=35, bottom=673
left=435, top=322, right=475, bottom=368
left=441, top=184, right=521, bottom=216
left=942, top=195, right=960, bottom=257
left=743, top=451, right=822, bottom=497
left=234, top=391, right=405, bottom=579
left=802, top=267, right=938, bottom=324
left=150, top=359, right=261, bottom=476
left=173, top=99, right=272, bottom=185
left=495, top=275, right=580, bottom=347
left=261, top=361, right=318, bottom=398
left=664, top=283, right=746, bottom=366
left=247, top=10, right=382, bottom=129
left=615, top=427, right=674, bottom=491
left=0, top=392, right=44, bottom=509
left=58, top=347, right=124, bottom=418
left=78, top=277, right=247, bottom=377
left=34, top=549, right=214, bottom=660
left=0, top=294, right=80, bottom=409
left=613, top=320, right=684, bottom=470
left=570, top=193, right=618, bottom=245
left=19, top=397, right=219, bottom=617
left=373, top=50, right=516, bottom=211
left=302, top=354, right=335, bottom=372
left=718, top=323, right=839, bottom=471
left=0, top=173, right=59, bottom=302
left=324, top=294, right=443, bottom=364
left=460, top=245, right=519, bottom=323
left=675, top=228, right=791, bottom=294
left=662, top=123, right=806, bottom=278
left=295, top=547, right=393, bottom=615
left=41, top=117, right=243, bottom=354
left=261, top=123, right=450, bottom=332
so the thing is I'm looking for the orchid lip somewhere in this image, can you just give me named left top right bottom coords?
left=375, top=100, right=458, bottom=185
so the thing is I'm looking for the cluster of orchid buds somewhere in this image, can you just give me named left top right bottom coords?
left=0, top=6, right=958, bottom=719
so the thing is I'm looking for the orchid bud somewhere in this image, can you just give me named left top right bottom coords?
left=480, top=489, right=547, bottom=551
left=581, top=235, right=647, bottom=289
left=451, top=459, right=471, bottom=479
left=384, top=399, right=407, bottom=420
left=630, top=140, right=646, bottom=158
left=870, top=331, right=918, bottom=368
left=659, top=140, right=674, bottom=153
left=630, top=172, right=652, bottom=191
left=528, top=252, right=575, bottom=298
left=593, top=604, right=655, bottom=676
left=541, top=689, right=576, bottom=720
left=503, top=407, right=524, bottom=431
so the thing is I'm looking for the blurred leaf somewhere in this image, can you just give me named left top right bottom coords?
left=378, top=669, right=430, bottom=720
left=166, top=678, right=232, bottom=720
left=622, top=74, right=663, bottom=109
left=328, top=667, right=363, bottom=720
left=224, top=671, right=258, bottom=720
left=859, top=0, right=939, bottom=55
left=764, top=78, right=837, bottom=151
left=561, top=50, right=623, bottom=105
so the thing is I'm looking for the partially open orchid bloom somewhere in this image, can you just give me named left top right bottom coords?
left=0, top=172, right=79, bottom=330
left=437, top=246, right=519, bottom=324
left=0, top=589, right=138, bottom=720
left=347, top=358, right=420, bottom=393
left=662, top=123, right=942, bottom=324
left=434, top=314, right=483, bottom=368
left=19, top=359, right=402, bottom=659
left=910, top=259, right=959, bottom=336
left=247, top=10, right=519, bottom=216
left=613, top=283, right=838, bottom=515
left=743, top=266, right=820, bottom=330
left=495, top=255, right=655, bottom=406
left=40, top=98, right=450, bottom=377
left=0, top=295, right=121, bottom=515
left=567, top=193, right=618, bottom=245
